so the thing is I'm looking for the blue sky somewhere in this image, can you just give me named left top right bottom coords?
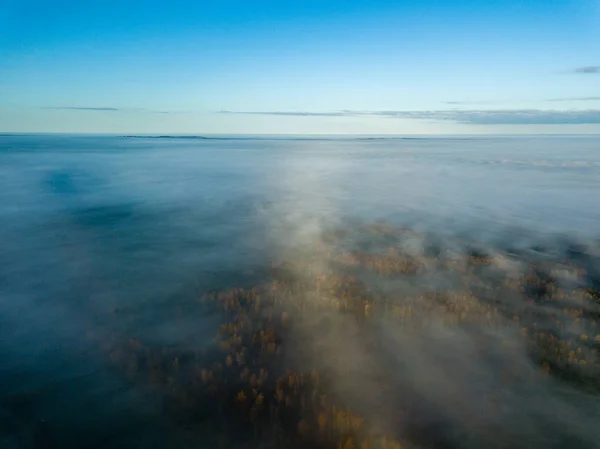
left=1, top=0, right=599, bottom=134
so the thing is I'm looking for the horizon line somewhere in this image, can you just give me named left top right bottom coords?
left=2, top=132, right=600, bottom=137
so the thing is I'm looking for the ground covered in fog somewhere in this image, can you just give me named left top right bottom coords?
left=104, top=223, right=600, bottom=449
left=3, top=135, right=600, bottom=448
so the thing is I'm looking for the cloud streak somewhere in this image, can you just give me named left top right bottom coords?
left=44, top=106, right=120, bottom=111
left=220, top=109, right=600, bottom=125
left=546, top=97, right=600, bottom=102
left=443, top=101, right=498, bottom=105
left=43, top=106, right=174, bottom=114
left=219, top=110, right=350, bottom=117
left=571, top=66, right=600, bottom=74
left=375, top=109, right=600, bottom=125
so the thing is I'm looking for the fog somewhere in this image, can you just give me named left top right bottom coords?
left=1, top=134, right=600, bottom=448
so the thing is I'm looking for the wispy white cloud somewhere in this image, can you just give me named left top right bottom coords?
left=546, top=97, right=600, bottom=102
left=443, top=101, right=499, bottom=105
left=43, top=106, right=121, bottom=111
left=220, top=109, right=600, bottom=125
left=374, top=109, right=600, bottom=125
left=43, top=106, right=174, bottom=114
left=571, top=66, right=600, bottom=74
left=218, top=110, right=350, bottom=117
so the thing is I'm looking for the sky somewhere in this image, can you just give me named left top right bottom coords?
left=1, top=0, right=599, bottom=134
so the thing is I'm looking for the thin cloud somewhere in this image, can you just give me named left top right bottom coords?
left=444, top=101, right=498, bottom=105
left=572, top=66, right=600, bottom=74
left=218, top=110, right=350, bottom=117
left=44, top=106, right=120, bottom=111
left=43, top=106, right=174, bottom=114
left=546, top=97, right=600, bottom=102
left=222, top=109, right=600, bottom=125
left=376, top=109, right=600, bottom=125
